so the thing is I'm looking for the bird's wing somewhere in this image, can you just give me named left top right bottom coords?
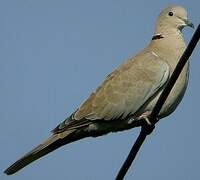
left=53, top=51, right=170, bottom=133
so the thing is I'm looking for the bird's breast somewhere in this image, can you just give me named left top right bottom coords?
left=145, top=61, right=189, bottom=118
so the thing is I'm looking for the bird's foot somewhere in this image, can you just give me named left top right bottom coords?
left=138, top=111, right=152, bottom=125
left=138, top=111, right=155, bottom=135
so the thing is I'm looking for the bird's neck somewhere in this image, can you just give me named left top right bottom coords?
left=151, top=28, right=186, bottom=52
left=149, top=28, right=186, bottom=68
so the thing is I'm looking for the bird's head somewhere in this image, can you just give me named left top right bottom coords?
left=155, top=6, right=194, bottom=35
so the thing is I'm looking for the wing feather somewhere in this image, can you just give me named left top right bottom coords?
left=74, top=51, right=170, bottom=120
left=54, top=51, right=170, bottom=133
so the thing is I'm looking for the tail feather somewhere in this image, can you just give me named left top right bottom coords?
left=4, top=130, right=75, bottom=175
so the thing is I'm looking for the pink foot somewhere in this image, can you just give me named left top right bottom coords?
left=138, top=111, right=152, bottom=125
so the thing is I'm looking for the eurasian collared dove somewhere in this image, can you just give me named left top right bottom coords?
left=4, top=5, right=194, bottom=175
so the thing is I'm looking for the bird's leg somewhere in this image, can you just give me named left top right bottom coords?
left=137, top=111, right=157, bottom=135
left=127, top=111, right=152, bottom=125
left=138, top=111, right=152, bottom=125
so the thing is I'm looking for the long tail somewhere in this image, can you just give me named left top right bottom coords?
left=4, top=130, right=78, bottom=175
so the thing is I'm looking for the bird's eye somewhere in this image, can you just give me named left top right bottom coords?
left=168, top=12, right=174, bottom=16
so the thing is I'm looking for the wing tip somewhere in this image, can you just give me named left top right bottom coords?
left=4, top=164, right=18, bottom=175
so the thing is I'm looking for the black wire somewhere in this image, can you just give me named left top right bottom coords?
left=116, top=130, right=147, bottom=180
left=116, top=24, right=200, bottom=180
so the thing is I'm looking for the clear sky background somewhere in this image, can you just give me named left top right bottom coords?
left=0, top=0, right=199, bottom=180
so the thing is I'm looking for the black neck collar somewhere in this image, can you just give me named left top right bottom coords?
left=152, top=34, right=164, bottom=40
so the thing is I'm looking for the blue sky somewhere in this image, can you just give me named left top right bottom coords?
left=0, top=0, right=200, bottom=180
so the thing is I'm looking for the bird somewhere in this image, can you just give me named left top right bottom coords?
left=4, top=5, right=194, bottom=175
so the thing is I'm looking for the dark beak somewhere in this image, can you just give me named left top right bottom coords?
left=185, top=19, right=194, bottom=28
